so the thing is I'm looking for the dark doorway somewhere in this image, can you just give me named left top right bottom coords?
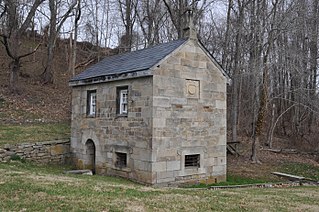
left=85, top=139, right=96, bottom=174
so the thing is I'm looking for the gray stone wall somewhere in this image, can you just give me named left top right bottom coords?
left=71, top=77, right=154, bottom=183
left=0, top=140, right=70, bottom=164
left=151, top=39, right=227, bottom=185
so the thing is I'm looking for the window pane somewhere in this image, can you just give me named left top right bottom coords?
left=185, top=154, right=200, bottom=168
left=120, top=89, right=128, bottom=114
left=88, top=91, right=97, bottom=116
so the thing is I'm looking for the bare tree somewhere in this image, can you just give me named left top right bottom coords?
left=135, top=0, right=166, bottom=46
left=118, top=0, right=137, bottom=52
left=0, top=0, right=44, bottom=93
left=69, top=0, right=81, bottom=76
left=41, top=0, right=78, bottom=84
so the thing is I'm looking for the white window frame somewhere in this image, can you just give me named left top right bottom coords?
left=88, top=91, right=96, bottom=116
left=119, top=89, right=128, bottom=114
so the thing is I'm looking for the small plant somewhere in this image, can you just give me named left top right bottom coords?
left=10, top=154, right=26, bottom=163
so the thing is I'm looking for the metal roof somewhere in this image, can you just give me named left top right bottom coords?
left=70, top=39, right=187, bottom=82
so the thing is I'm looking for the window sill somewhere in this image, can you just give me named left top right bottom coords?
left=116, top=114, right=128, bottom=118
left=113, top=167, right=131, bottom=172
left=179, top=167, right=206, bottom=176
left=86, top=115, right=96, bottom=118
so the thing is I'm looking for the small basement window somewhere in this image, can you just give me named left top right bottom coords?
left=185, top=154, right=200, bottom=168
left=115, top=152, right=127, bottom=168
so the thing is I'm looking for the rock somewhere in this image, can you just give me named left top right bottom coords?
left=63, top=170, right=93, bottom=175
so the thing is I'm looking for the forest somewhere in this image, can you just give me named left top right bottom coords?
left=0, top=0, right=318, bottom=161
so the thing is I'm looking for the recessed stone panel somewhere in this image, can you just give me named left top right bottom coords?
left=185, top=79, right=200, bottom=98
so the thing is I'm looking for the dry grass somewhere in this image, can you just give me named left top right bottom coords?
left=0, top=122, right=70, bottom=146
left=0, top=161, right=318, bottom=211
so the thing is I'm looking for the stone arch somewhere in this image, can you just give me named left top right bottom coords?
left=84, top=139, right=96, bottom=174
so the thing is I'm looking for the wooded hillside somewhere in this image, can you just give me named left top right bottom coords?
left=0, top=0, right=318, bottom=158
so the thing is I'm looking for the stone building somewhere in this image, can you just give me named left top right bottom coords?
left=69, top=26, right=229, bottom=185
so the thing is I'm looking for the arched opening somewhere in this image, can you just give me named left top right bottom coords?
left=85, top=139, right=96, bottom=174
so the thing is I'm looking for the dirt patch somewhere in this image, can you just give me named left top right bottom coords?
left=125, top=202, right=146, bottom=212
left=296, top=204, right=319, bottom=212
left=227, top=137, right=319, bottom=180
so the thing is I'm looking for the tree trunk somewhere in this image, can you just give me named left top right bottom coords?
left=222, top=0, right=233, bottom=69
left=231, top=0, right=245, bottom=143
left=41, top=0, right=57, bottom=84
left=308, top=0, right=318, bottom=133
left=9, top=59, right=20, bottom=93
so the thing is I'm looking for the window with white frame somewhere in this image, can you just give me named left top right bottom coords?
left=117, top=86, right=128, bottom=115
left=87, top=90, right=97, bottom=116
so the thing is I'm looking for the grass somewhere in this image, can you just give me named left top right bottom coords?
left=279, top=162, right=319, bottom=180
left=0, top=161, right=318, bottom=211
left=188, top=174, right=274, bottom=188
left=189, top=161, right=319, bottom=188
left=0, top=122, right=70, bottom=146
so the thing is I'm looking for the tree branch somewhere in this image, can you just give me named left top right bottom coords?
left=18, top=43, right=41, bottom=59
left=0, top=34, right=15, bottom=59
left=56, top=0, right=78, bottom=33
left=19, top=0, right=45, bottom=34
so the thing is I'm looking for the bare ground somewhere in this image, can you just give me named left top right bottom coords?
left=228, top=136, right=319, bottom=180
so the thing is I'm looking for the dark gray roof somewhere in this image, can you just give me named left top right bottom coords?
left=70, top=39, right=187, bottom=82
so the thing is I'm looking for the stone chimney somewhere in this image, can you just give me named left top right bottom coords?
left=183, top=9, right=197, bottom=40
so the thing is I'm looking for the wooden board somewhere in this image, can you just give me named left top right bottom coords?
left=272, top=172, right=305, bottom=181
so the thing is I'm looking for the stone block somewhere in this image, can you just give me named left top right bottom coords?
left=4, top=144, right=11, bottom=150
left=166, top=56, right=181, bottom=65
left=167, top=160, right=180, bottom=171
left=131, top=148, right=151, bottom=161
left=205, top=157, right=215, bottom=166
left=156, top=176, right=175, bottom=184
left=207, top=145, right=226, bottom=157
left=134, top=160, right=152, bottom=171
left=216, top=174, right=227, bottom=182
left=215, top=100, right=226, bottom=109
left=157, top=170, right=174, bottom=180
left=181, top=44, right=196, bottom=53
left=153, top=118, right=166, bottom=128
left=50, top=144, right=68, bottom=155
left=179, top=70, right=196, bottom=79
left=215, top=157, right=226, bottom=166
left=153, top=96, right=170, bottom=108
left=170, top=97, right=187, bottom=105
left=152, top=161, right=166, bottom=172
left=153, top=110, right=171, bottom=118
left=212, top=165, right=226, bottom=176
left=217, top=135, right=227, bottom=146
left=198, top=61, right=207, bottom=69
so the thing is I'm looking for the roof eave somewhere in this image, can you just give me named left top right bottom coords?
left=69, top=69, right=152, bottom=87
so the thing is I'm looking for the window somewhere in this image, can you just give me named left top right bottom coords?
left=87, top=90, right=97, bottom=116
left=115, top=152, right=127, bottom=168
left=185, top=154, right=200, bottom=168
left=117, top=86, right=128, bottom=115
